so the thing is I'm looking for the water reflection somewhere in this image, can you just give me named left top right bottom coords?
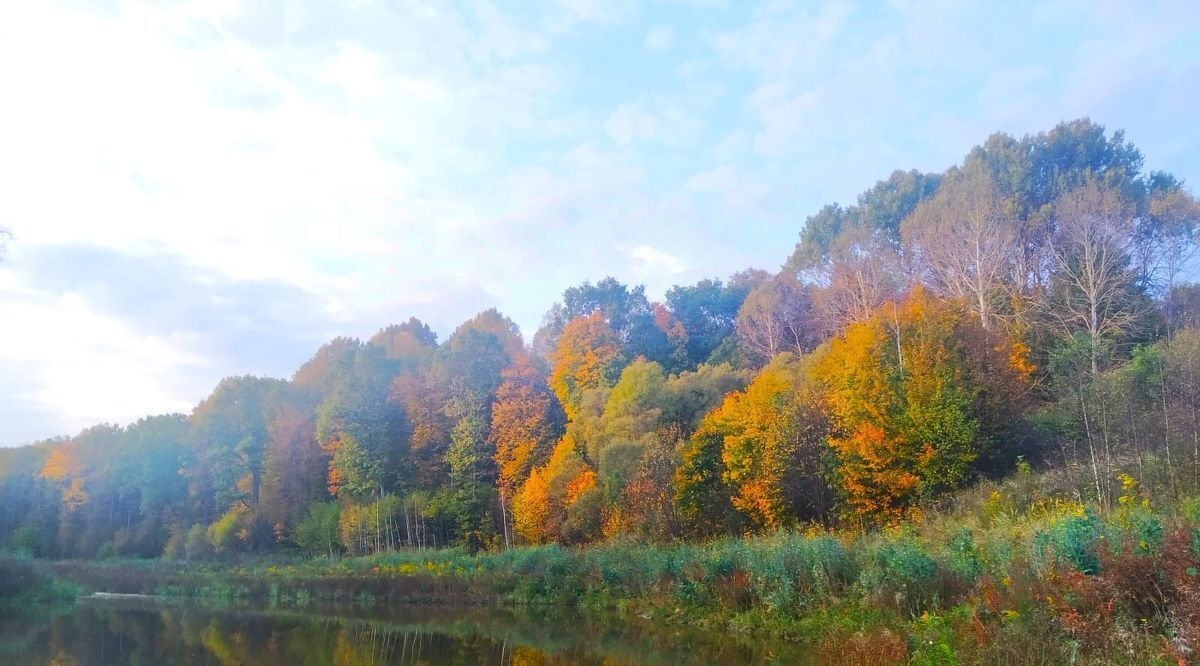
left=0, top=597, right=811, bottom=665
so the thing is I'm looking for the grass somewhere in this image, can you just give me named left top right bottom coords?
left=43, top=465, right=1200, bottom=664
left=0, top=553, right=79, bottom=609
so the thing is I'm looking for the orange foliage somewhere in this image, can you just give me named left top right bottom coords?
left=549, top=312, right=622, bottom=420
left=62, top=478, right=88, bottom=509
left=512, top=465, right=551, bottom=543
left=565, top=469, right=597, bottom=506
left=511, top=435, right=595, bottom=544
left=491, top=355, right=554, bottom=500
left=686, top=355, right=825, bottom=530
left=511, top=432, right=600, bottom=547
left=828, top=423, right=919, bottom=519
left=651, top=302, right=687, bottom=340
left=815, top=287, right=1032, bottom=521
left=320, top=434, right=343, bottom=496
left=41, top=442, right=89, bottom=507
left=40, top=442, right=81, bottom=481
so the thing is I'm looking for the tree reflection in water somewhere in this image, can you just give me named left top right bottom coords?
left=0, top=597, right=814, bottom=665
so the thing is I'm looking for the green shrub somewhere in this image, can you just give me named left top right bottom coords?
left=185, top=524, right=211, bottom=560
left=294, top=501, right=341, bottom=558
left=1036, top=508, right=1101, bottom=574
left=8, top=525, right=49, bottom=558
left=859, top=538, right=938, bottom=615
left=0, top=555, right=77, bottom=604
left=162, top=526, right=185, bottom=560
left=1179, top=495, right=1200, bottom=524
left=944, top=528, right=982, bottom=582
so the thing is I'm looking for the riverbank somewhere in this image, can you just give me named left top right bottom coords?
left=36, top=471, right=1199, bottom=664
left=0, top=555, right=79, bottom=610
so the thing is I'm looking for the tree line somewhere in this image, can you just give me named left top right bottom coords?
left=2, top=118, right=1199, bottom=559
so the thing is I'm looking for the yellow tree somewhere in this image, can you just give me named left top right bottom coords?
left=676, top=354, right=829, bottom=531
left=511, top=435, right=596, bottom=544
left=491, top=353, right=558, bottom=547
left=40, top=441, right=88, bottom=508
left=548, top=312, right=623, bottom=420
left=814, top=287, right=1032, bottom=521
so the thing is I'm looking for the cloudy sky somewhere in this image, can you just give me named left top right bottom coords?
left=1, top=0, right=1198, bottom=446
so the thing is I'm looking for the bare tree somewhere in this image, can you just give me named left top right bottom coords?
left=1044, top=179, right=1146, bottom=374
left=735, top=272, right=815, bottom=362
left=808, top=226, right=905, bottom=334
left=903, top=166, right=1019, bottom=329
left=1144, top=185, right=1200, bottom=338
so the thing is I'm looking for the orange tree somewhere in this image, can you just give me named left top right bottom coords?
left=511, top=434, right=597, bottom=544
left=674, top=353, right=829, bottom=532
left=814, top=287, right=1032, bottom=521
left=548, top=312, right=624, bottom=421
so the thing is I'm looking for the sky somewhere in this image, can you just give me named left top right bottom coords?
left=1, top=0, right=1199, bottom=447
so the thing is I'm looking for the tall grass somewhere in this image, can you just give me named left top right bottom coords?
left=0, top=553, right=78, bottom=607
left=47, top=463, right=1200, bottom=663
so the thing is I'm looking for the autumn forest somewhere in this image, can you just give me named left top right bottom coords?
left=3, top=118, right=1199, bottom=570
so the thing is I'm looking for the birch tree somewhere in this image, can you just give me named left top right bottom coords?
left=1044, top=179, right=1146, bottom=374
left=903, top=164, right=1019, bottom=329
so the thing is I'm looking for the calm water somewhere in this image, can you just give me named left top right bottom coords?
left=0, top=596, right=814, bottom=665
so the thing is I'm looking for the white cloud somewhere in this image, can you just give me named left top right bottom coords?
left=644, top=24, right=675, bottom=52
left=0, top=291, right=202, bottom=435
left=603, top=99, right=700, bottom=147
left=626, top=244, right=687, bottom=276
left=0, top=0, right=1198, bottom=445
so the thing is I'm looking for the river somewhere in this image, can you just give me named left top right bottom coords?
left=0, top=595, right=815, bottom=664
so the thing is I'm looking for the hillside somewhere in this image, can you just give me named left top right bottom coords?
left=4, top=117, right=1200, bottom=660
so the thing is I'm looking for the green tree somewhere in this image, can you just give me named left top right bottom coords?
left=293, top=500, right=341, bottom=557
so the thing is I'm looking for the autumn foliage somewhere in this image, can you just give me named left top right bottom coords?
left=815, top=288, right=1032, bottom=520
left=491, top=354, right=557, bottom=501
left=2, top=119, right=1193, bottom=582
left=548, top=312, right=622, bottom=420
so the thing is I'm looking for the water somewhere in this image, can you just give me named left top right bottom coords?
left=0, top=596, right=814, bottom=665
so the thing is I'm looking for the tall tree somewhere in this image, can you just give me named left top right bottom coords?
left=316, top=346, right=407, bottom=499
left=369, top=317, right=438, bottom=370
left=190, top=376, right=285, bottom=516
left=490, top=354, right=560, bottom=546
left=548, top=312, right=624, bottom=420
left=1144, top=175, right=1200, bottom=337
left=1044, top=178, right=1147, bottom=374
left=814, top=288, right=1033, bottom=521
left=903, top=158, right=1020, bottom=328
left=667, top=278, right=752, bottom=367
left=676, top=354, right=829, bottom=531
left=735, top=271, right=816, bottom=363
left=260, top=403, right=323, bottom=535
left=789, top=169, right=941, bottom=273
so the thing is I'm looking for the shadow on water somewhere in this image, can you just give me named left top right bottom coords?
left=0, top=596, right=816, bottom=665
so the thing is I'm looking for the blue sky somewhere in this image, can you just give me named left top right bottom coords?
left=1, top=0, right=1198, bottom=446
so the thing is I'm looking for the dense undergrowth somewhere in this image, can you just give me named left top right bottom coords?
left=0, top=554, right=79, bottom=609
left=40, top=463, right=1200, bottom=664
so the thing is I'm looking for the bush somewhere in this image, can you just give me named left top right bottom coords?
left=943, top=528, right=982, bottom=582
left=294, top=501, right=341, bottom=558
left=0, top=555, right=76, bottom=604
left=162, top=525, right=185, bottom=560
left=8, top=525, right=49, bottom=558
left=1036, top=508, right=1101, bottom=574
left=185, top=524, right=211, bottom=560
left=207, top=508, right=244, bottom=553
left=859, top=537, right=938, bottom=615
